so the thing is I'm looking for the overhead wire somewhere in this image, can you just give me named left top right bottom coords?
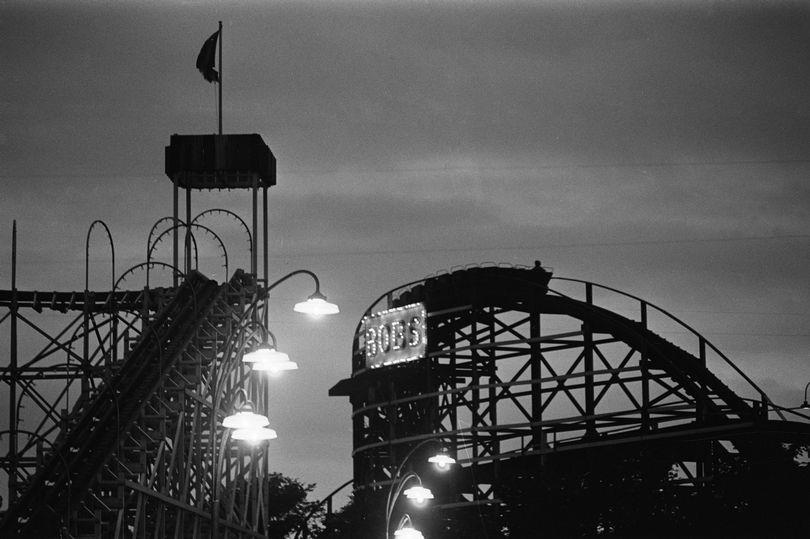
left=4, top=156, right=810, bottom=180
left=261, top=232, right=810, bottom=259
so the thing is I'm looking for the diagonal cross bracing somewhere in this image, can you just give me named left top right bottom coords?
left=1, top=270, right=276, bottom=538
left=336, top=265, right=800, bottom=513
left=1, top=272, right=224, bottom=536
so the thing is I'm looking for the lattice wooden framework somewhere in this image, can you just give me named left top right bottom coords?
left=0, top=129, right=293, bottom=538
left=332, top=264, right=810, bottom=528
left=0, top=270, right=277, bottom=537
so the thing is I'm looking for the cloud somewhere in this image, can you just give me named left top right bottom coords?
left=2, top=0, right=809, bottom=505
left=266, top=188, right=505, bottom=256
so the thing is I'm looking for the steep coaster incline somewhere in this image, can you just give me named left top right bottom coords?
left=1, top=271, right=224, bottom=537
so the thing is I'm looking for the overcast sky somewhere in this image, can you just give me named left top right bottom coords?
left=2, top=0, right=810, bottom=504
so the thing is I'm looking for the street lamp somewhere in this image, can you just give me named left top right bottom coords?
left=242, top=328, right=298, bottom=375
left=210, top=268, right=338, bottom=537
left=243, top=269, right=339, bottom=371
left=427, top=449, right=456, bottom=471
left=222, top=388, right=276, bottom=442
left=294, top=290, right=340, bottom=317
left=231, top=425, right=278, bottom=443
left=800, top=382, right=810, bottom=410
left=386, top=472, right=431, bottom=539
left=403, top=484, right=434, bottom=505
left=384, top=438, right=456, bottom=538
left=393, top=515, right=424, bottom=539
left=263, top=269, right=339, bottom=318
left=248, top=350, right=298, bottom=375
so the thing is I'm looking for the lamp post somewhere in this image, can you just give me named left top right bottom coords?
left=210, top=268, right=339, bottom=538
left=384, top=438, right=456, bottom=539
left=213, top=383, right=277, bottom=538
left=385, top=472, right=431, bottom=539
left=800, top=382, right=810, bottom=410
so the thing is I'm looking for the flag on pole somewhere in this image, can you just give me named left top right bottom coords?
left=196, top=30, right=220, bottom=82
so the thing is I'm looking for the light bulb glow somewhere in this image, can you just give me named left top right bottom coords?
left=222, top=410, right=269, bottom=430
left=250, top=357, right=299, bottom=374
left=428, top=453, right=456, bottom=470
left=293, top=297, right=340, bottom=316
left=231, top=427, right=277, bottom=442
left=403, top=486, right=434, bottom=505
left=243, top=346, right=290, bottom=364
left=244, top=345, right=298, bottom=374
left=394, top=527, right=424, bottom=539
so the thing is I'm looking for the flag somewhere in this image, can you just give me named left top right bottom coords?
left=196, top=30, right=220, bottom=83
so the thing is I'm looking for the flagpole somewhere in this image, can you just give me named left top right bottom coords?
left=218, top=20, right=223, bottom=135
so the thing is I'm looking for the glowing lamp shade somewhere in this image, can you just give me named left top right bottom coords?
left=428, top=452, right=456, bottom=470
left=222, top=410, right=269, bottom=430
left=403, top=486, right=434, bottom=505
left=293, top=294, right=340, bottom=317
left=250, top=356, right=299, bottom=375
left=243, top=345, right=289, bottom=364
left=394, top=528, right=424, bottom=539
left=231, top=427, right=277, bottom=443
left=243, top=345, right=299, bottom=374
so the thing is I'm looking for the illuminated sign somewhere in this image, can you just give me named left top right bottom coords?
left=362, top=303, right=427, bottom=369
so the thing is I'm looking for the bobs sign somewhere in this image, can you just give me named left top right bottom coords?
left=362, top=303, right=427, bottom=369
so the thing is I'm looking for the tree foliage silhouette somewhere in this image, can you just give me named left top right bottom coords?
left=315, top=439, right=810, bottom=538
left=230, top=472, right=321, bottom=538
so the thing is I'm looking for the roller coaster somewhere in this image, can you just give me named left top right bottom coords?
left=0, top=133, right=300, bottom=538
left=3, top=235, right=809, bottom=538
left=1, top=133, right=808, bottom=536
left=0, top=263, right=278, bottom=537
left=331, top=262, right=810, bottom=533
